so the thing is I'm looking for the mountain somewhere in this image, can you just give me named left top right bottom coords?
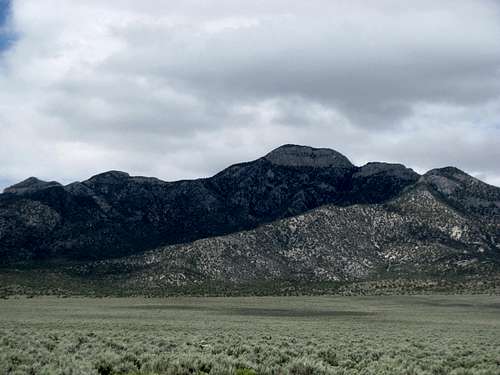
left=79, top=180, right=499, bottom=291
left=0, top=144, right=499, bottom=296
left=0, top=144, right=419, bottom=263
left=420, top=167, right=500, bottom=219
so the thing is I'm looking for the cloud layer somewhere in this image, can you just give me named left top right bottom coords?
left=1, top=0, right=500, bottom=189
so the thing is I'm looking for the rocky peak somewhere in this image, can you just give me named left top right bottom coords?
left=420, top=167, right=474, bottom=194
left=3, top=177, right=62, bottom=195
left=354, top=162, right=420, bottom=179
left=264, top=144, right=354, bottom=168
left=422, top=166, right=468, bottom=179
left=420, top=167, right=500, bottom=219
left=1, top=145, right=496, bottom=265
left=85, top=171, right=130, bottom=185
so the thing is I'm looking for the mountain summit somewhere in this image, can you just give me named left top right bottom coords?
left=0, top=145, right=498, bottom=289
left=264, top=144, right=354, bottom=168
left=4, top=177, right=62, bottom=195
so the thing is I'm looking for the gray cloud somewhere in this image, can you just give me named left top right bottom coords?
left=0, top=0, right=499, bottom=190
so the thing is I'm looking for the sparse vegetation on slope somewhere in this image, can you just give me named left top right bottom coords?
left=51, top=184, right=498, bottom=294
left=0, top=145, right=420, bottom=264
left=1, top=145, right=499, bottom=295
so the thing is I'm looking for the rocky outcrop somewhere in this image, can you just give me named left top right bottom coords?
left=4, top=177, right=62, bottom=195
left=0, top=144, right=498, bottom=270
left=264, top=144, right=354, bottom=168
left=420, top=167, right=500, bottom=220
left=87, top=184, right=499, bottom=288
left=349, top=162, right=420, bottom=205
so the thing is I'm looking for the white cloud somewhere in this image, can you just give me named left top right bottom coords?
left=0, top=0, right=499, bottom=189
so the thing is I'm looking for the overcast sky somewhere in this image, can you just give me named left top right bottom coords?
left=0, top=0, right=499, bottom=190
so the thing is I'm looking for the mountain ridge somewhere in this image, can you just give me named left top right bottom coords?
left=0, top=144, right=499, bottom=296
left=83, top=182, right=498, bottom=286
left=0, top=145, right=424, bottom=263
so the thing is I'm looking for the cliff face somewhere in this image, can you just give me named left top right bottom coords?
left=0, top=145, right=420, bottom=263
left=420, top=167, right=500, bottom=219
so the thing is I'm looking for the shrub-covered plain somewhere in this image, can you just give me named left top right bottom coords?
left=1, top=295, right=499, bottom=374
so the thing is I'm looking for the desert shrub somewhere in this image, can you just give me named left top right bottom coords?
left=235, top=368, right=257, bottom=375
left=163, top=354, right=213, bottom=375
left=286, top=358, right=328, bottom=375
left=96, top=361, right=113, bottom=375
left=95, top=352, right=122, bottom=375
left=318, top=349, right=338, bottom=366
left=208, top=359, right=235, bottom=375
left=140, top=355, right=170, bottom=373
left=1, top=296, right=500, bottom=375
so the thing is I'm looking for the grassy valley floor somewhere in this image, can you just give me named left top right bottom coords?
left=0, top=295, right=499, bottom=374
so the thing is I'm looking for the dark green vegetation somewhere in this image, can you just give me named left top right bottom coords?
left=0, top=145, right=419, bottom=263
left=1, top=295, right=499, bottom=374
left=2, top=181, right=499, bottom=297
left=1, top=144, right=499, bottom=295
left=1, top=267, right=499, bottom=298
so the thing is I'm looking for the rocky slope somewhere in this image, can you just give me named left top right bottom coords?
left=0, top=144, right=499, bottom=295
left=81, top=182, right=499, bottom=291
left=420, top=167, right=500, bottom=220
left=0, top=144, right=420, bottom=263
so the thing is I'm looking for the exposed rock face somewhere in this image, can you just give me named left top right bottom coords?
left=421, top=167, right=500, bottom=220
left=89, top=184, right=499, bottom=288
left=264, top=144, right=354, bottom=168
left=0, top=144, right=498, bottom=276
left=4, top=177, right=62, bottom=195
left=350, top=162, right=420, bottom=204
